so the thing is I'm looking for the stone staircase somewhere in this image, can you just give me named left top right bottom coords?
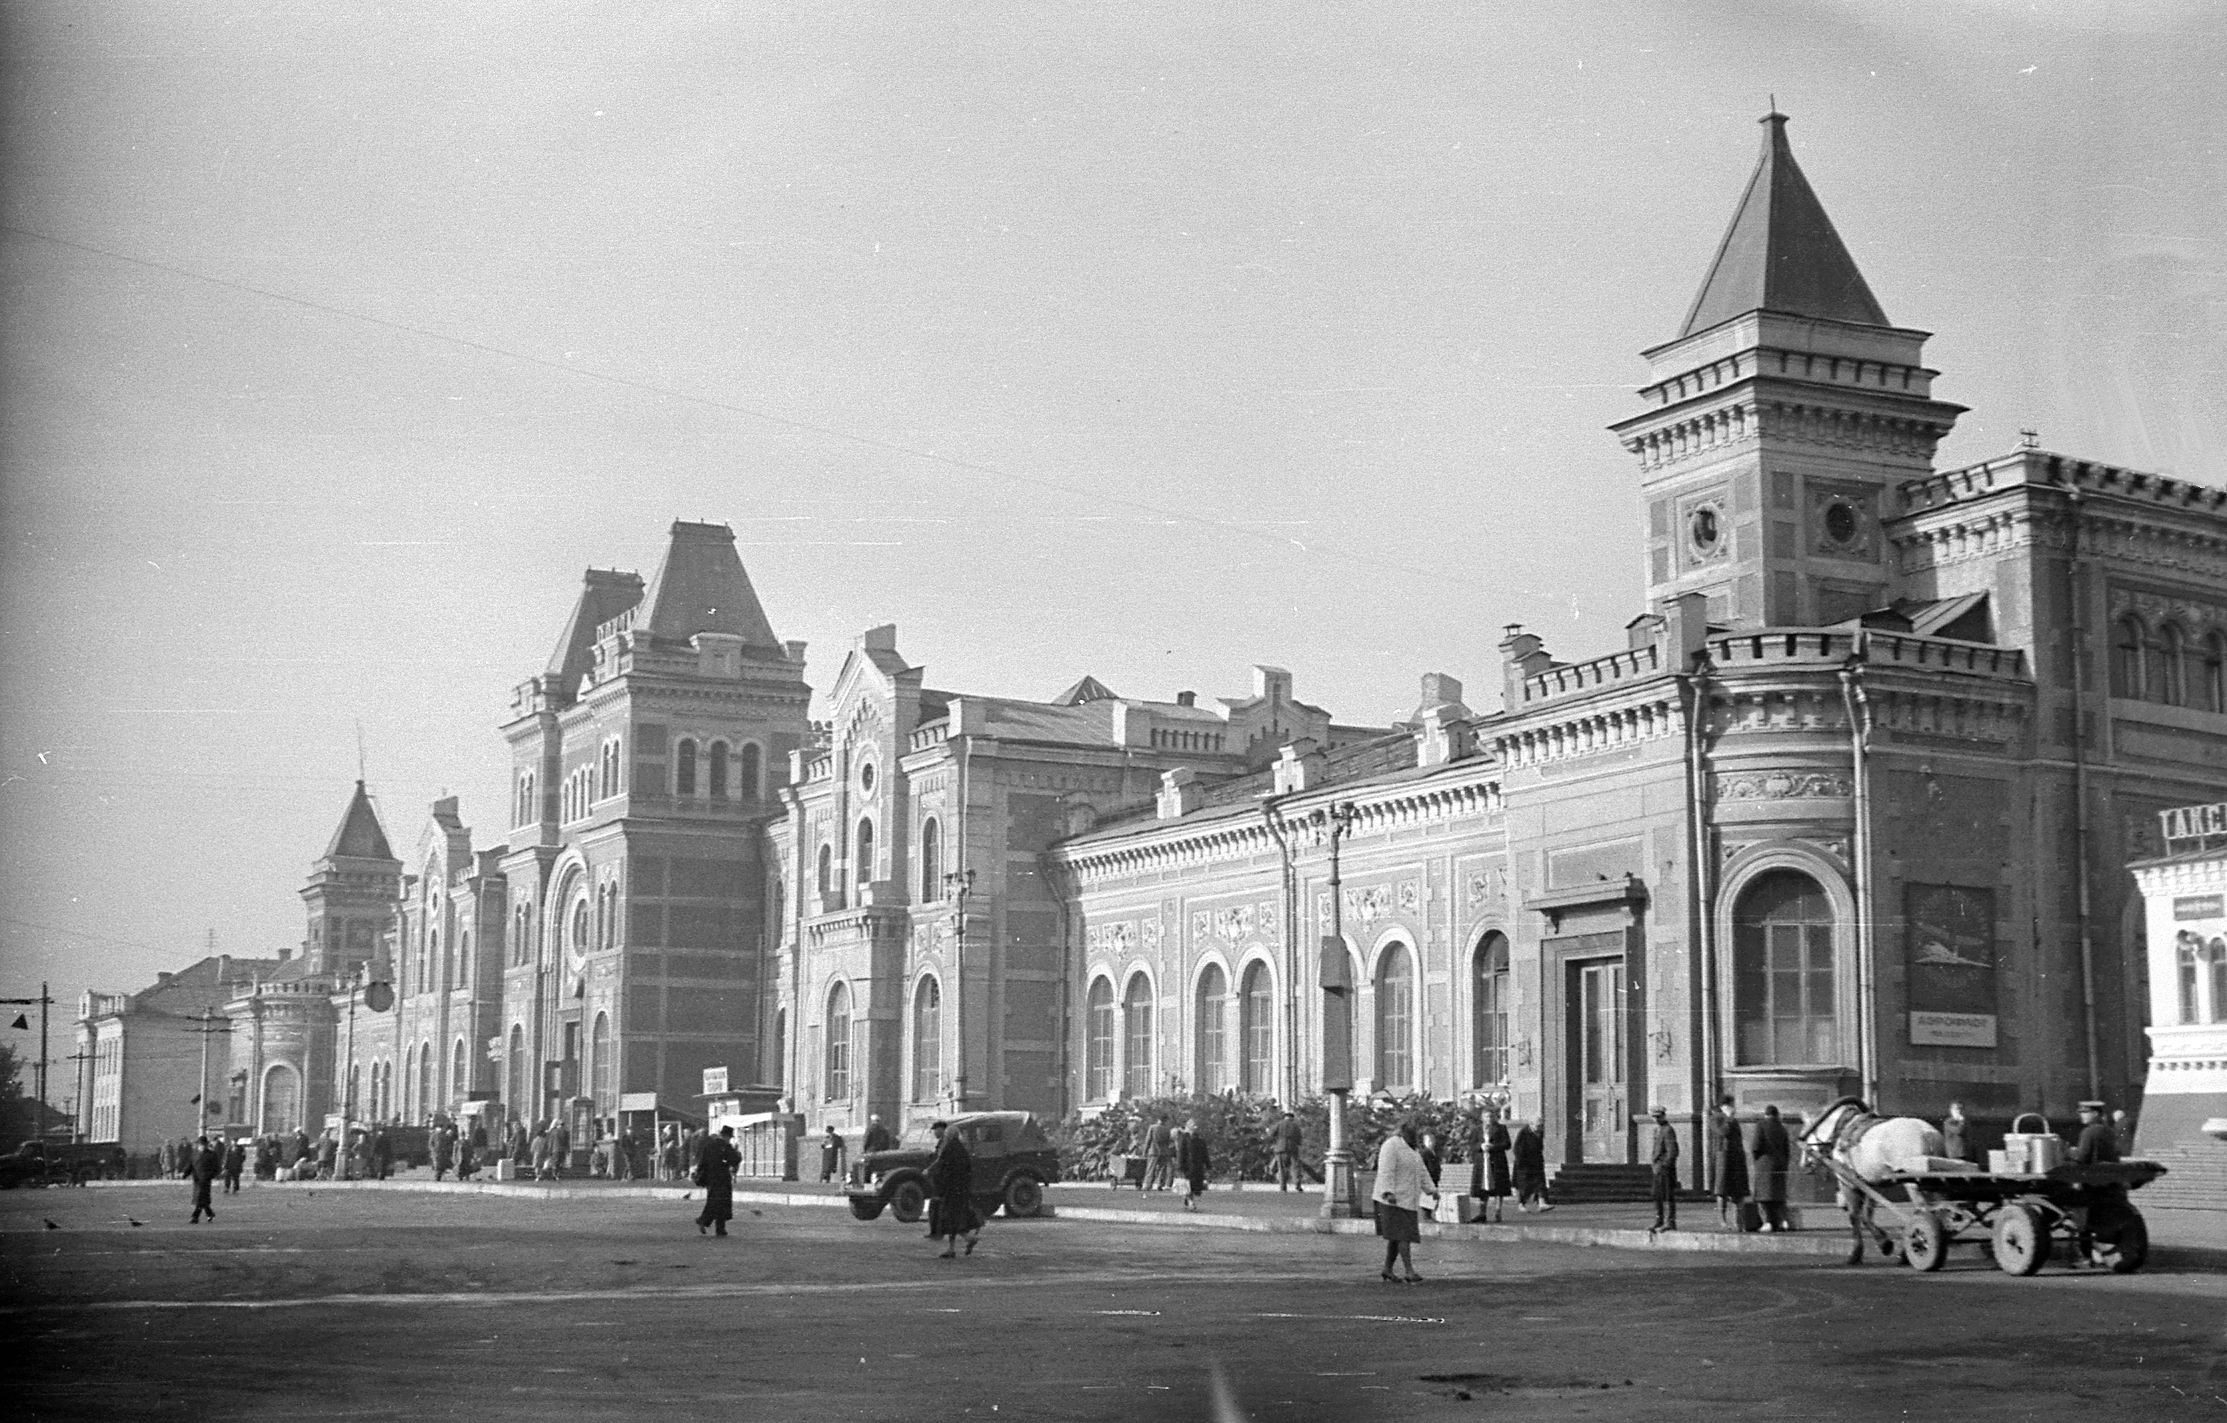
left=1547, top=1162, right=1706, bottom=1203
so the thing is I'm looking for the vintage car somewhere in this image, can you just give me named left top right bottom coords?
left=0, top=1139, right=128, bottom=1188
left=845, top=1111, right=1060, bottom=1222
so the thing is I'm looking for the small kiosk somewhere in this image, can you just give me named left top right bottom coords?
left=694, top=1067, right=796, bottom=1180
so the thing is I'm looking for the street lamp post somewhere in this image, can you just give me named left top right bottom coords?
left=943, top=867, right=975, bottom=1112
left=1316, top=802, right=1359, bottom=1219
left=336, top=966, right=394, bottom=1176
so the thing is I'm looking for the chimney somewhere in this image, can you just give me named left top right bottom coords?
left=1274, top=738, right=1327, bottom=794
left=1157, top=767, right=1204, bottom=820
left=1660, top=592, right=1711, bottom=673
left=1175, top=691, right=1196, bottom=708
left=1412, top=674, right=1474, bottom=766
left=1498, top=624, right=1555, bottom=708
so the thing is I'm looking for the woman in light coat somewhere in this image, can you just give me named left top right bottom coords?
left=1372, top=1119, right=1438, bottom=1283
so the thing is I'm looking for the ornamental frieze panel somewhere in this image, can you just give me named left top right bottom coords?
left=1714, top=770, right=1853, bottom=800
left=1140, top=916, right=1163, bottom=954
left=1085, top=921, right=1138, bottom=957
left=2109, top=585, right=2226, bottom=634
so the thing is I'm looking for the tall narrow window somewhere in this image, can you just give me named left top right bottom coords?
left=676, top=739, right=698, bottom=796
left=451, top=1038, right=467, bottom=1104
left=739, top=743, right=762, bottom=799
left=920, top=817, right=942, bottom=901
left=2209, top=936, right=2227, bottom=1025
left=417, top=1043, right=432, bottom=1120
left=912, top=977, right=941, bottom=1103
left=1473, top=931, right=1511, bottom=1086
left=591, top=1012, right=614, bottom=1112
left=2179, top=932, right=2204, bottom=1024
left=2158, top=623, right=2187, bottom=705
left=2203, top=634, right=2227, bottom=714
left=856, top=817, right=876, bottom=889
left=1375, top=943, right=1414, bottom=1090
left=1123, top=973, right=1154, bottom=1100
left=1240, top=961, right=1274, bottom=1095
left=817, top=844, right=835, bottom=908
left=825, top=982, right=851, bottom=1101
left=2112, top=617, right=2145, bottom=698
left=508, top=1026, right=527, bottom=1119
left=709, top=741, right=730, bottom=798
left=1195, top=964, right=1229, bottom=1093
left=1733, top=870, right=1838, bottom=1064
left=1085, top=977, right=1116, bottom=1101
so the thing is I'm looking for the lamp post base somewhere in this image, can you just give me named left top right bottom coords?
left=1320, top=1148, right=1360, bottom=1219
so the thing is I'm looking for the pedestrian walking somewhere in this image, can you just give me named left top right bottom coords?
left=1271, top=1110, right=1304, bottom=1191
left=1473, top=1105, right=1511, bottom=1222
left=1372, top=1119, right=1436, bottom=1283
left=549, top=1119, right=571, bottom=1179
left=507, top=1117, right=529, bottom=1165
left=188, top=1135, right=222, bottom=1223
left=316, top=1130, right=338, bottom=1181
left=924, top=1119, right=983, bottom=1258
left=614, top=1124, right=637, bottom=1182
left=694, top=1125, right=741, bottom=1236
left=1748, top=1105, right=1792, bottom=1233
left=1141, top=1116, right=1173, bottom=1192
left=456, top=1131, right=478, bottom=1182
left=372, top=1126, right=393, bottom=1181
left=1648, top=1106, right=1680, bottom=1234
left=661, top=1124, right=682, bottom=1181
left=863, top=1114, right=896, bottom=1156
left=433, top=1124, right=455, bottom=1181
left=1177, top=1119, right=1211, bottom=1212
left=1510, top=1116, right=1552, bottom=1213
left=1941, top=1102, right=1969, bottom=1163
left=820, top=1125, right=847, bottom=1182
left=222, top=1137, right=246, bottom=1195
left=1708, top=1096, right=1749, bottom=1227
left=530, top=1123, right=554, bottom=1182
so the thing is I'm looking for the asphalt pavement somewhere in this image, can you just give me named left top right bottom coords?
left=4, top=1180, right=2223, bottom=1421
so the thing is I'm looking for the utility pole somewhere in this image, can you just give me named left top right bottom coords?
left=3, top=984, right=56, bottom=1138
left=189, top=1010, right=234, bottom=1137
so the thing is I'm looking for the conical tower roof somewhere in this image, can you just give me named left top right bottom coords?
left=636, top=521, right=781, bottom=648
left=1679, top=111, right=1890, bottom=338
left=323, top=780, right=396, bottom=862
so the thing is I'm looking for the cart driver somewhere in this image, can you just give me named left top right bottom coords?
left=2073, top=1101, right=2120, bottom=1166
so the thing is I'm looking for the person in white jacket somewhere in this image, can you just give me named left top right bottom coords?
left=1373, top=1119, right=1438, bottom=1283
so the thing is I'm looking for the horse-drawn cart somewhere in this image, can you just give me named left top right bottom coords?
left=1798, top=1098, right=2165, bottom=1277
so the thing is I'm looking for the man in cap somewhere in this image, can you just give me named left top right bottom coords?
left=862, top=1114, right=896, bottom=1156
left=2073, top=1101, right=2120, bottom=1166
left=188, top=1135, right=223, bottom=1223
left=1647, top=1106, right=1680, bottom=1235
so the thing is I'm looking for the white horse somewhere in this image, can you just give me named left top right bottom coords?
left=1801, top=1097, right=1965, bottom=1265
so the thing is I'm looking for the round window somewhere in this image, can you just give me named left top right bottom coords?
left=1824, top=501, right=1859, bottom=546
left=859, top=762, right=877, bottom=797
left=1689, top=505, right=1722, bottom=554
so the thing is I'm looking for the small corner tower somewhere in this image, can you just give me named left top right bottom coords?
left=1611, top=111, right=1966, bottom=628
left=300, top=780, right=401, bottom=976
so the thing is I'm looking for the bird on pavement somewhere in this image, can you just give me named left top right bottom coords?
left=43, top=1219, right=60, bottom=1230
left=127, top=1217, right=145, bottom=1227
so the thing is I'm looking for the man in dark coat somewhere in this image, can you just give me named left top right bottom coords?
left=924, top=1120, right=982, bottom=1258
left=1749, top=1104, right=1793, bottom=1233
left=1177, top=1120, right=1211, bottom=1212
left=548, top=1119, right=571, bottom=1179
left=188, top=1135, right=222, bottom=1223
left=695, top=1125, right=741, bottom=1236
left=1272, top=1111, right=1304, bottom=1191
left=820, top=1125, right=846, bottom=1182
left=863, top=1115, right=896, bottom=1156
left=1708, top=1096, right=1749, bottom=1227
left=1511, top=1117, right=1552, bottom=1212
left=433, top=1124, right=454, bottom=1181
left=1647, top=1106, right=1680, bottom=1234
left=371, top=1127, right=393, bottom=1181
left=221, top=1136, right=246, bottom=1195
left=1141, top=1116, right=1174, bottom=1192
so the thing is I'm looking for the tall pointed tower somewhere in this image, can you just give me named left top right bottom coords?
left=300, top=780, right=401, bottom=976
left=498, top=522, right=811, bottom=1140
left=1611, top=112, right=1965, bottom=627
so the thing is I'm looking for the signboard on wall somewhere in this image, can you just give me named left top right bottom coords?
left=702, top=1066, right=729, bottom=1097
left=1906, top=883, right=1998, bottom=1048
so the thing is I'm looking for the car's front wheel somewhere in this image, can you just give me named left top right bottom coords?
left=890, top=1177, right=927, bottom=1223
left=1002, top=1174, right=1045, bottom=1218
left=848, top=1196, right=885, bottom=1222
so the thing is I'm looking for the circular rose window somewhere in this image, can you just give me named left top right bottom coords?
left=1689, top=505, right=1722, bottom=554
left=1824, top=501, right=1859, bottom=546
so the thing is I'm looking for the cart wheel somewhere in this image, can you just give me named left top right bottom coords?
left=1990, top=1204, right=2050, bottom=1276
left=1902, top=1210, right=1949, bottom=1272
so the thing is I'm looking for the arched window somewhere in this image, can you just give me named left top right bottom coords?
left=569, top=897, right=590, bottom=960
left=458, top=931, right=471, bottom=987
left=1473, top=931, right=1511, bottom=1086
left=773, top=1009, right=787, bottom=1091
left=2112, top=617, right=2145, bottom=698
left=920, top=817, right=942, bottom=901
left=1375, top=942, right=1414, bottom=1090
left=1085, top=977, right=1116, bottom=1101
left=261, top=1064, right=300, bottom=1135
left=425, top=931, right=438, bottom=995
left=1240, top=961, right=1274, bottom=1095
left=2157, top=623, right=2187, bottom=705
left=856, top=817, right=876, bottom=889
left=591, top=1012, right=614, bottom=1112
left=1123, top=973, right=1155, bottom=1100
left=512, top=906, right=531, bottom=968
left=507, top=1025, right=527, bottom=1120
left=709, top=741, right=730, bottom=799
left=817, top=844, right=834, bottom=907
left=825, top=982, right=852, bottom=1101
left=912, top=977, right=941, bottom=1103
left=740, top=743, right=762, bottom=799
left=346, top=1063, right=362, bottom=1122
left=401, top=1052, right=413, bottom=1124
left=2203, top=633, right=2227, bottom=714
left=451, top=1038, right=467, bottom=1104
left=2177, top=932, right=2204, bottom=1024
left=1733, top=870, right=1838, bottom=1065
left=416, top=1042, right=432, bottom=1120
left=676, top=739, right=698, bottom=796
left=2211, top=936, right=2227, bottom=1025
left=1195, top=963, right=1229, bottom=1093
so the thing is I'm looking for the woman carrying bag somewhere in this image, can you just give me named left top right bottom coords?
left=1372, top=1119, right=1437, bottom=1283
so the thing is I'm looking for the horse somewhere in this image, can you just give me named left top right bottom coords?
left=1800, top=1096, right=1959, bottom=1265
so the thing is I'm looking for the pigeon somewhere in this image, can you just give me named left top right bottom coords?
left=43, top=1219, right=60, bottom=1230
left=127, top=1217, right=145, bottom=1228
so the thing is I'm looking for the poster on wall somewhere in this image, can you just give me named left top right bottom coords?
left=1906, top=883, right=1998, bottom=1048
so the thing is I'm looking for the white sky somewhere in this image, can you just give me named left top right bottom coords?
left=3, top=2, right=2222, bottom=1065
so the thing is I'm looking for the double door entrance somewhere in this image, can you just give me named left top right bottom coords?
left=1565, top=954, right=1628, bottom=1163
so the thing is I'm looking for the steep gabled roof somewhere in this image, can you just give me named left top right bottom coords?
left=1052, top=675, right=1121, bottom=705
left=636, top=521, right=781, bottom=648
left=544, top=568, right=644, bottom=695
left=1679, top=112, right=1890, bottom=338
left=323, top=780, right=396, bottom=862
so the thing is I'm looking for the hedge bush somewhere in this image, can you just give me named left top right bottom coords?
left=1053, top=1091, right=1489, bottom=1183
